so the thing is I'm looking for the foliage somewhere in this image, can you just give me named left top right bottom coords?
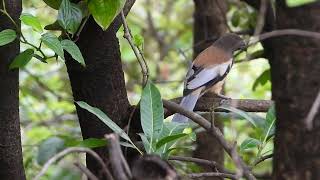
left=239, top=105, right=276, bottom=166
left=7, top=0, right=276, bottom=178
left=286, top=0, right=317, bottom=7
left=0, top=29, right=17, bottom=46
left=77, top=81, right=194, bottom=158
left=87, top=0, right=126, bottom=30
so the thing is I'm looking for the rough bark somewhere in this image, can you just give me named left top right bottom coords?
left=192, top=1, right=228, bottom=179
left=267, top=1, right=320, bottom=179
left=65, top=2, right=134, bottom=178
left=0, top=0, right=25, bottom=179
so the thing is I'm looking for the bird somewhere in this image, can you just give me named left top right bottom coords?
left=172, top=33, right=246, bottom=123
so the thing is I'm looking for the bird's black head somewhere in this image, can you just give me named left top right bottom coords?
left=214, top=33, right=246, bottom=53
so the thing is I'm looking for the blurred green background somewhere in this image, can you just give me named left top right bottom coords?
left=20, top=0, right=271, bottom=179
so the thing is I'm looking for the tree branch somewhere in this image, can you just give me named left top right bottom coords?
left=163, top=100, right=256, bottom=180
left=254, top=0, right=267, bottom=36
left=35, top=147, right=113, bottom=180
left=188, top=172, right=237, bottom=179
left=252, top=154, right=273, bottom=167
left=165, top=97, right=273, bottom=117
left=169, top=156, right=231, bottom=174
left=105, top=134, right=132, bottom=180
left=251, top=29, right=320, bottom=45
left=74, top=162, right=99, bottom=180
left=120, top=10, right=149, bottom=86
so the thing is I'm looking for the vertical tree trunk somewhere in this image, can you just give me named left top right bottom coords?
left=267, top=1, right=320, bottom=179
left=0, top=0, right=25, bottom=179
left=192, top=1, right=228, bottom=179
left=65, top=2, right=134, bottom=178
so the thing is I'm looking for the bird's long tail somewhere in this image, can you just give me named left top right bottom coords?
left=172, top=88, right=202, bottom=123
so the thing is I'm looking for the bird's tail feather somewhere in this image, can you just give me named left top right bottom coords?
left=172, top=89, right=202, bottom=123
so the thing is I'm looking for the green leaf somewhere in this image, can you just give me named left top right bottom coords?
left=0, top=29, right=17, bottom=46
left=163, top=147, right=193, bottom=159
left=43, top=0, right=62, bottom=9
left=61, top=40, right=85, bottom=66
left=231, top=11, right=241, bottom=27
left=9, top=49, right=34, bottom=70
left=138, top=133, right=152, bottom=153
left=78, top=1, right=90, bottom=17
left=37, top=137, right=65, bottom=165
left=263, top=105, right=276, bottom=140
left=41, top=33, right=65, bottom=59
left=140, top=81, right=164, bottom=150
left=67, top=138, right=107, bottom=148
left=286, top=0, right=316, bottom=7
left=119, top=142, right=135, bottom=149
left=133, top=34, right=144, bottom=47
left=240, top=137, right=261, bottom=152
left=216, top=106, right=257, bottom=127
left=158, top=122, right=186, bottom=154
left=252, top=69, right=270, bottom=91
left=156, top=133, right=188, bottom=150
left=76, top=101, right=131, bottom=142
left=20, top=13, right=43, bottom=33
left=87, top=0, right=126, bottom=30
left=58, top=0, right=83, bottom=34
left=44, top=21, right=64, bottom=31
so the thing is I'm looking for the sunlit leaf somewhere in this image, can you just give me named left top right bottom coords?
left=58, top=0, right=83, bottom=34
left=9, top=49, right=34, bottom=70
left=286, top=0, right=316, bottom=7
left=37, top=137, right=65, bottom=165
left=133, top=34, right=144, bottom=47
left=140, top=81, right=164, bottom=149
left=61, top=39, right=85, bottom=66
left=0, top=29, right=17, bottom=46
left=240, top=137, right=261, bottom=152
left=252, top=69, right=270, bottom=91
left=20, top=13, right=43, bottom=32
left=87, top=0, right=126, bottom=30
left=41, top=32, right=65, bottom=59
left=65, top=138, right=107, bottom=148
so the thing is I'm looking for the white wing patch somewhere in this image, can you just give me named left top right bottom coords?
left=186, top=60, right=232, bottom=90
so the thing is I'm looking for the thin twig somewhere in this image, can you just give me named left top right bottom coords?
left=169, top=156, right=231, bottom=174
left=250, top=29, right=320, bottom=45
left=74, top=162, right=99, bottom=180
left=120, top=10, right=149, bottom=86
left=252, top=154, right=273, bottom=167
left=188, top=172, right=237, bottom=180
left=305, top=89, right=320, bottom=130
left=163, top=100, right=256, bottom=180
left=254, top=0, right=267, bottom=36
left=35, top=147, right=114, bottom=180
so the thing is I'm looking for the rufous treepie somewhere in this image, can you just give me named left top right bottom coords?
left=172, top=33, right=246, bottom=123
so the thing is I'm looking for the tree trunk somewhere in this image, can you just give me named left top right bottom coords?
left=192, top=1, right=228, bottom=179
left=65, top=2, right=134, bottom=178
left=268, top=1, right=320, bottom=179
left=0, top=0, right=25, bottom=179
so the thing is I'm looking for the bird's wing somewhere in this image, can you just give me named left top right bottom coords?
left=183, top=59, right=233, bottom=95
